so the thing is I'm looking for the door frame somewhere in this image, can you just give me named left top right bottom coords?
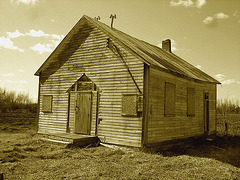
left=203, top=91, right=209, bottom=134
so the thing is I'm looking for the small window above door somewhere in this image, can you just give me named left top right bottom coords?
left=66, top=74, right=97, bottom=92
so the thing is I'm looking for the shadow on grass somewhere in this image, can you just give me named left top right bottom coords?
left=160, top=136, right=240, bottom=168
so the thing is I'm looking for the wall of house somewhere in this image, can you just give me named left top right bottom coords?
left=146, top=67, right=216, bottom=145
left=38, top=27, right=144, bottom=147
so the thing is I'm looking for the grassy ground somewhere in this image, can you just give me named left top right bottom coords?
left=0, top=113, right=240, bottom=179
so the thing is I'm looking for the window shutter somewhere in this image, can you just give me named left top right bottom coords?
left=165, top=82, right=176, bottom=116
left=42, top=95, right=52, bottom=112
left=187, top=88, right=195, bottom=116
left=122, top=94, right=137, bottom=116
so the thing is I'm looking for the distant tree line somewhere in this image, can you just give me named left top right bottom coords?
left=0, top=87, right=37, bottom=113
left=216, top=98, right=240, bottom=136
left=217, top=98, right=240, bottom=115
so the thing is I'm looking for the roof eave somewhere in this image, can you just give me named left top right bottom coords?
left=151, top=64, right=220, bottom=84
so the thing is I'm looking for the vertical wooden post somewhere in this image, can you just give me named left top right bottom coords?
left=225, top=122, right=228, bottom=136
left=66, top=92, right=71, bottom=133
left=110, top=14, right=116, bottom=28
left=36, top=71, right=41, bottom=133
left=215, top=85, right=217, bottom=135
left=142, top=64, right=150, bottom=147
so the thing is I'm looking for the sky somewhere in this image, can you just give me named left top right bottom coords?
left=0, top=0, right=240, bottom=103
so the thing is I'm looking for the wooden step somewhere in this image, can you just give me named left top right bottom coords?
left=41, top=138, right=73, bottom=145
left=38, top=132, right=99, bottom=147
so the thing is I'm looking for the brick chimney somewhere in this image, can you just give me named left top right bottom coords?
left=162, top=39, right=171, bottom=53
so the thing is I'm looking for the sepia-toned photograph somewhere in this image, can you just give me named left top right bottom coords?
left=0, top=0, right=240, bottom=179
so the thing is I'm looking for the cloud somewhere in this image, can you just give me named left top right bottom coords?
left=203, top=16, right=214, bottom=24
left=196, top=0, right=206, bottom=8
left=214, top=74, right=225, bottom=82
left=7, top=30, right=24, bottom=38
left=170, top=0, right=206, bottom=8
left=26, top=29, right=49, bottom=38
left=203, top=12, right=229, bottom=25
left=26, top=30, right=64, bottom=40
left=30, top=39, right=61, bottom=54
left=51, top=34, right=65, bottom=40
left=2, top=29, right=64, bottom=53
left=0, top=36, right=24, bottom=52
left=214, top=74, right=240, bottom=85
left=11, top=0, right=39, bottom=5
left=51, top=40, right=61, bottom=47
left=170, top=0, right=194, bottom=7
left=30, top=43, right=52, bottom=54
left=1, top=73, right=15, bottom=77
left=5, top=80, right=28, bottom=84
left=215, top=12, right=229, bottom=19
left=170, top=39, right=178, bottom=51
left=6, top=29, right=65, bottom=40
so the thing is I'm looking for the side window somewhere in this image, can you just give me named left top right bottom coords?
left=122, top=94, right=138, bottom=116
left=42, top=95, right=52, bottom=113
left=187, top=87, right=195, bottom=116
left=165, top=82, right=176, bottom=116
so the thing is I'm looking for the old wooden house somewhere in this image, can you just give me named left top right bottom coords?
left=35, top=15, right=220, bottom=147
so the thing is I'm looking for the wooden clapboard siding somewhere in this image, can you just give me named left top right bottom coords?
left=38, top=27, right=144, bottom=147
left=90, top=91, right=98, bottom=135
left=146, top=67, right=216, bottom=145
left=68, top=92, right=76, bottom=133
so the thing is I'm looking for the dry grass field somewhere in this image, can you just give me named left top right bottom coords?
left=0, top=113, right=240, bottom=179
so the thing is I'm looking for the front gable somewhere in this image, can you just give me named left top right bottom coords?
left=38, top=24, right=144, bottom=146
left=37, top=17, right=95, bottom=83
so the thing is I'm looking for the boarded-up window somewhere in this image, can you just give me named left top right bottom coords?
left=122, top=94, right=137, bottom=116
left=42, top=95, right=52, bottom=112
left=165, top=82, right=176, bottom=116
left=187, top=88, right=195, bottom=116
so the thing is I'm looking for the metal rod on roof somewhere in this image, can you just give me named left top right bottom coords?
left=112, top=43, right=142, bottom=95
left=110, top=14, right=116, bottom=28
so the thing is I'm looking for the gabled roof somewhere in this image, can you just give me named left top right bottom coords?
left=35, top=15, right=220, bottom=84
